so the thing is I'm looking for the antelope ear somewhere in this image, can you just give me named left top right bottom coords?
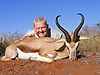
left=79, top=35, right=90, bottom=40
left=56, top=42, right=65, bottom=50
left=79, top=34, right=98, bottom=40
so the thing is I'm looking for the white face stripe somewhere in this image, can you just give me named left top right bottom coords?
left=65, top=42, right=79, bottom=55
left=73, top=42, right=79, bottom=51
left=65, top=42, right=70, bottom=55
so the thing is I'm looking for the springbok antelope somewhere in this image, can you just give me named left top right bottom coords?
left=1, top=13, right=90, bottom=63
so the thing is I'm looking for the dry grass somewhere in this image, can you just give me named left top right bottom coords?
left=78, top=24, right=100, bottom=51
left=0, top=32, right=23, bottom=56
left=78, top=36, right=100, bottom=51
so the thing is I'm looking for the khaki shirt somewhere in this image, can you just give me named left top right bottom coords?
left=24, top=28, right=63, bottom=39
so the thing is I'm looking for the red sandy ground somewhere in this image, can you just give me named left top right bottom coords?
left=0, top=51, right=100, bottom=75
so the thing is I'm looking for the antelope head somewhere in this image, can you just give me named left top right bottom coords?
left=56, top=13, right=84, bottom=60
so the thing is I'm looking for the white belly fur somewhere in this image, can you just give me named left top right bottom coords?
left=17, top=48, right=53, bottom=62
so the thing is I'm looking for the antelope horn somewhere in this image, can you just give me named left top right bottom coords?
left=56, top=15, right=71, bottom=43
left=73, top=13, right=84, bottom=42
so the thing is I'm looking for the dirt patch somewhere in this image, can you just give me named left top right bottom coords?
left=0, top=51, right=100, bottom=75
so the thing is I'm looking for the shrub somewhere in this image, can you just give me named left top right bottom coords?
left=0, top=32, right=23, bottom=56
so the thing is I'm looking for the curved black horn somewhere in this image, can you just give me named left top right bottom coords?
left=56, top=15, right=71, bottom=43
left=73, top=13, right=84, bottom=42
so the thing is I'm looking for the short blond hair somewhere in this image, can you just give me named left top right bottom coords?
left=34, top=17, right=47, bottom=26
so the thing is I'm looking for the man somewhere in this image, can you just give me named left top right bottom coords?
left=25, top=17, right=63, bottom=39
